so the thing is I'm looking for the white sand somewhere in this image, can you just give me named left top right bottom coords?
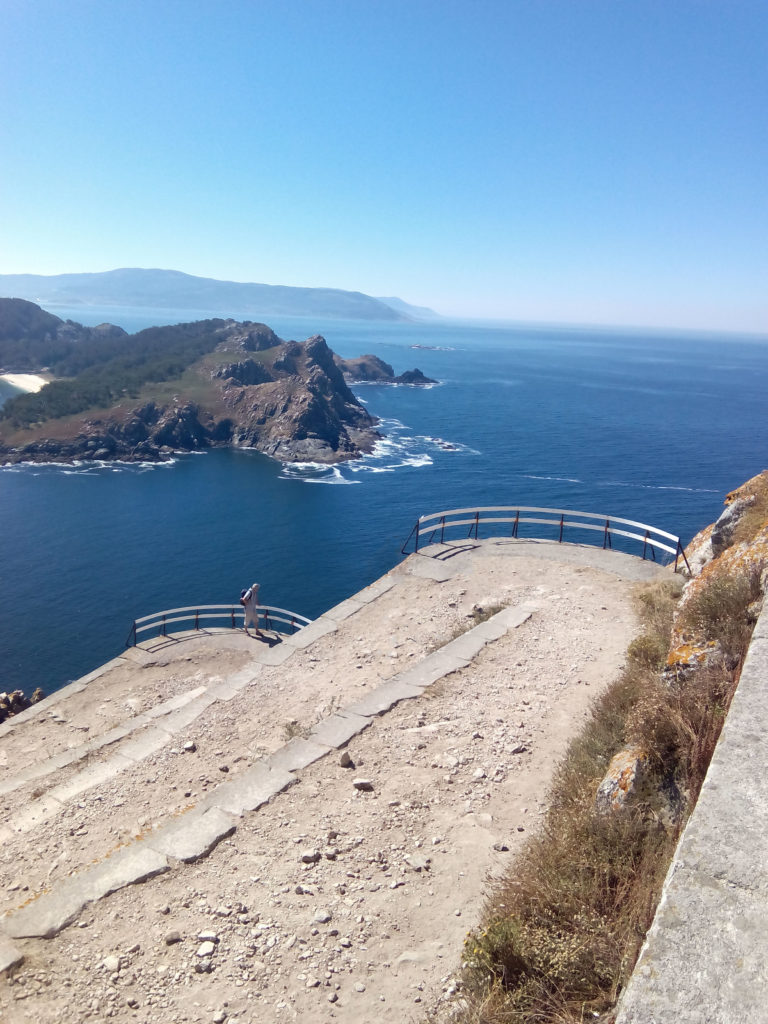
left=0, top=372, right=48, bottom=393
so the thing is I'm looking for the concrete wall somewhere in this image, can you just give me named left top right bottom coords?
left=616, top=603, right=768, bottom=1023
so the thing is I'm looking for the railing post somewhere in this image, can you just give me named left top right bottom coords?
left=603, top=519, right=612, bottom=549
left=161, top=614, right=167, bottom=637
left=231, top=607, right=236, bottom=628
left=559, top=514, right=564, bottom=543
left=675, top=539, right=691, bottom=575
left=265, top=609, right=271, bottom=631
left=195, top=609, right=199, bottom=630
left=513, top=510, right=519, bottom=538
left=440, top=515, right=445, bottom=544
left=414, top=519, right=420, bottom=553
left=474, top=511, right=479, bottom=540
left=643, top=530, right=649, bottom=560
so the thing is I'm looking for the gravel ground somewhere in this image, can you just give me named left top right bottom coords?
left=0, top=540, right=658, bottom=1023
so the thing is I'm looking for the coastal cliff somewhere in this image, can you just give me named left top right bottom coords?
left=0, top=301, right=431, bottom=466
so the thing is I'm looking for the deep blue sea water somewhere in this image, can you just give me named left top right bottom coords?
left=2, top=304, right=767, bottom=696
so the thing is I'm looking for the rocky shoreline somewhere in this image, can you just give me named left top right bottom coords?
left=0, top=687, right=43, bottom=723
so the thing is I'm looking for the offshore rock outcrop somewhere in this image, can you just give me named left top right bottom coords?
left=334, top=352, right=438, bottom=385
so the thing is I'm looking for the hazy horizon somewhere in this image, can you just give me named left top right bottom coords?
left=2, top=2, right=766, bottom=333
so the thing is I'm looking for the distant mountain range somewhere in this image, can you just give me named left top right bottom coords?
left=0, top=268, right=440, bottom=323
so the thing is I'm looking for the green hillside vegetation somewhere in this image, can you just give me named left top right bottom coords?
left=0, top=320, right=228, bottom=429
left=0, top=298, right=81, bottom=370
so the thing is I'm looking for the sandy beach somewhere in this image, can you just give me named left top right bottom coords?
left=0, top=373, right=49, bottom=393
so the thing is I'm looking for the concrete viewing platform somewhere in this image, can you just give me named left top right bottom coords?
left=0, top=538, right=673, bottom=1021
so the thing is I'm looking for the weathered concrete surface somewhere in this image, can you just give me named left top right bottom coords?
left=0, top=934, right=23, bottom=975
left=48, top=755, right=134, bottom=803
left=616, top=606, right=768, bottom=1023
left=3, top=847, right=169, bottom=939
left=345, top=679, right=424, bottom=718
left=479, top=603, right=535, bottom=634
left=263, top=737, right=331, bottom=773
left=145, top=807, right=237, bottom=863
left=414, top=537, right=671, bottom=582
left=393, top=651, right=470, bottom=690
left=308, top=711, right=371, bottom=748
left=283, top=617, right=338, bottom=649
left=201, top=762, right=296, bottom=816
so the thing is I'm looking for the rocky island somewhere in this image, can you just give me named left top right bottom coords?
left=334, top=352, right=437, bottom=385
left=0, top=299, right=434, bottom=466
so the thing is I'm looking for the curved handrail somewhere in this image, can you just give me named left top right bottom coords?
left=401, top=505, right=690, bottom=573
left=126, top=603, right=312, bottom=648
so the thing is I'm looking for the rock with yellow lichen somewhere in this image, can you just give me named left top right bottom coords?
left=684, top=470, right=768, bottom=576
left=666, top=472, right=768, bottom=675
left=597, top=472, right=768, bottom=818
left=595, top=747, right=649, bottom=814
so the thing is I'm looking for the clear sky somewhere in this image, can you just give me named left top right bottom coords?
left=1, top=0, right=766, bottom=332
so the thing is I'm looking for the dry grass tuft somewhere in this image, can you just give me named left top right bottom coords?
left=448, top=563, right=758, bottom=1024
left=676, top=564, right=761, bottom=663
left=730, top=471, right=768, bottom=547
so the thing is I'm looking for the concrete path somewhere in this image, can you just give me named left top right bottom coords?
left=0, top=537, right=667, bottom=975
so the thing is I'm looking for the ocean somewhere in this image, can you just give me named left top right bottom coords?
left=1, top=305, right=767, bottom=696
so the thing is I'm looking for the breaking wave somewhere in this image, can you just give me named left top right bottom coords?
left=279, top=418, right=478, bottom=484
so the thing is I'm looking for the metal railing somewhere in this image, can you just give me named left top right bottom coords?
left=126, top=604, right=312, bottom=648
left=401, top=505, right=690, bottom=572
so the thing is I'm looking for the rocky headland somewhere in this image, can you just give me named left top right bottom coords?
left=0, top=300, right=435, bottom=466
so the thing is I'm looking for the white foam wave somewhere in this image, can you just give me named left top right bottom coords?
left=279, top=464, right=360, bottom=485
left=601, top=480, right=719, bottom=494
left=523, top=474, right=582, bottom=483
left=0, top=457, right=178, bottom=475
left=276, top=416, right=475, bottom=484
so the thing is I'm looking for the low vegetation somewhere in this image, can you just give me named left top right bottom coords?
left=1, top=320, right=228, bottom=429
left=447, top=546, right=763, bottom=1023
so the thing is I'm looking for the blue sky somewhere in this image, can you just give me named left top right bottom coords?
left=1, top=0, right=766, bottom=331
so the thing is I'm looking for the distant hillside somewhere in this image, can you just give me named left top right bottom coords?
left=0, top=268, right=434, bottom=322
left=375, top=296, right=442, bottom=320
